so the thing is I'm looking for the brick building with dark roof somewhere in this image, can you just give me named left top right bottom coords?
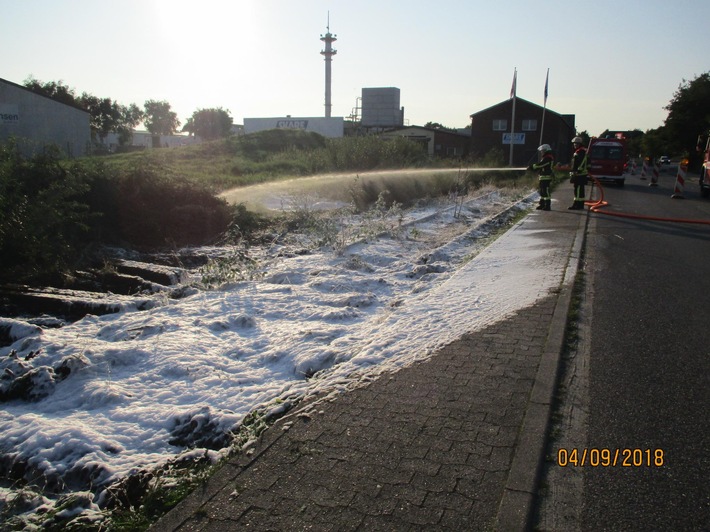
left=470, top=97, right=576, bottom=166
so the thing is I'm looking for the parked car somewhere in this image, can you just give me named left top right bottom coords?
left=659, top=155, right=671, bottom=165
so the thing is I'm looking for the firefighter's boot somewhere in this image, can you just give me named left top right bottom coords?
left=536, top=199, right=545, bottom=210
left=543, top=199, right=551, bottom=211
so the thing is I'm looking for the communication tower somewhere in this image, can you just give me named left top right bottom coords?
left=320, top=13, right=337, bottom=118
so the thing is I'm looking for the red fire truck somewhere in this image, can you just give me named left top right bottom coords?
left=588, top=136, right=628, bottom=187
left=697, top=131, right=710, bottom=198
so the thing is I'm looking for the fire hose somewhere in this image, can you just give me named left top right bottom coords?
left=584, top=176, right=710, bottom=226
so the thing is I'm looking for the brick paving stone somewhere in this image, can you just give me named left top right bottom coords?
left=154, top=197, right=586, bottom=531
left=158, top=297, right=559, bottom=530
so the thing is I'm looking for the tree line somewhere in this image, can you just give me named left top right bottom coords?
left=641, top=72, right=710, bottom=170
left=22, top=71, right=710, bottom=168
left=23, top=77, right=234, bottom=149
left=596, top=72, right=709, bottom=170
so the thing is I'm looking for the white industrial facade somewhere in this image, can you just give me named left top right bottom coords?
left=244, top=116, right=344, bottom=138
left=0, top=77, right=91, bottom=157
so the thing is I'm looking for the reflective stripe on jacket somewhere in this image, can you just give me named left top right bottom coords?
left=533, top=153, right=555, bottom=179
left=572, top=147, right=588, bottom=176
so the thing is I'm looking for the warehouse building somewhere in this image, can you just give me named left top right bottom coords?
left=0, top=77, right=91, bottom=158
left=381, top=126, right=469, bottom=158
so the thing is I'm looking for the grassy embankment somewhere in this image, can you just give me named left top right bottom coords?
left=98, top=130, right=534, bottom=214
left=1, top=130, right=532, bottom=284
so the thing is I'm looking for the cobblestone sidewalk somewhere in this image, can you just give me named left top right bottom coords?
left=155, top=192, right=587, bottom=531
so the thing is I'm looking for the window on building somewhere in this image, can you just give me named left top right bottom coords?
left=446, top=146, right=461, bottom=156
left=493, top=119, right=507, bottom=131
left=522, top=119, right=538, bottom=131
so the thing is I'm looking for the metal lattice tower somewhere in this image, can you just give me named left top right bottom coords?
left=320, top=13, right=337, bottom=118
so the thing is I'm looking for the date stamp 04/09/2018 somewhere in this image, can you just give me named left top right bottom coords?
left=556, top=448, right=665, bottom=468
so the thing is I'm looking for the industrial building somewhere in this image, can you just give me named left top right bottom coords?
left=360, top=87, right=405, bottom=130
left=469, top=97, right=575, bottom=166
left=0, top=77, right=91, bottom=158
left=243, top=116, right=344, bottom=138
left=381, top=126, right=469, bottom=158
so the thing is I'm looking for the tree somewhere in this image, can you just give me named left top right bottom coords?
left=182, top=107, right=233, bottom=140
left=24, top=77, right=144, bottom=149
left=662, top=72, right=710, bottom=169
left=116, top=103, right=144, bottom=146
left=624, top=129, right=645, bottom=159
left=143, top=100, right=180, bottom=147
left=79, top=94, right=122, bottom=143
left=23, top=76, right=79, bottom=107
left=77, top=95, right=145, bottom=148
left=640, top=127, right=667, bottom=160
left=424, top=122, right=452, bottom=130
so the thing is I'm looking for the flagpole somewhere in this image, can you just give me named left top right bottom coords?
left=539, top=68, right=549, bottom=146
left=509, top=68, right=517, bottom=166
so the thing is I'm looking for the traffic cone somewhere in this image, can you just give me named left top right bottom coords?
left=671, top=161, right=687, bottom=199
left=649, top=161, right=659, bottom=187
left=631, top=160, right=637, bottom=175
left=640, top=159, right=648, bottom=180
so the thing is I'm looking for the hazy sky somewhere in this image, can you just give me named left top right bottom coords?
left=3, top=0, right=708, bottom=135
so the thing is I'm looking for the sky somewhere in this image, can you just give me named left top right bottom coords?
left=2, top=0, right=709, bottom=136
left=0, top=188, right=559, bottom=525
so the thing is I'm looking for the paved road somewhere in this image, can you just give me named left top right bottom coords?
left=540, top=171, right=710, bottom=530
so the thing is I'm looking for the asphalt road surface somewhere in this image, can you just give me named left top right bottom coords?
left=575, top=170, right=710, bottom=530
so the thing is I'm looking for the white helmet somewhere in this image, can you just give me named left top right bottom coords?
left=572, top=136, right=583, bottom=145
left=538, top=144, right=551, bottom=152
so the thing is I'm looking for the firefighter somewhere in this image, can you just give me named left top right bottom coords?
left=568, top=136, right=588, bottom=210
left=528, top=144, right=554, bottom=210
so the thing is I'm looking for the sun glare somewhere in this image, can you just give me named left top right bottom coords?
left=147, top=1, right=266, bottom=119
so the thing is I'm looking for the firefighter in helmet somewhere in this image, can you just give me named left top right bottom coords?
left=569, top=136, right=588, bottom=210
left=528, top=144, right=554, bottom=210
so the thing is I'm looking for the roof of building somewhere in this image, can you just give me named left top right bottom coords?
left=0, top=77, right=90, bottom=115
left=387, top=125, right=471, bottom=138
left=470, top=96, right=568, bottom=120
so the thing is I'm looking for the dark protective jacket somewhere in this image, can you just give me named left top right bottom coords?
left=571, top=146, right=588, bottom=176
left=532, top=152, right=555, bottom=179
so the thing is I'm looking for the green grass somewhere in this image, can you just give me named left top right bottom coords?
left=90, top=130, right=437, bottom=192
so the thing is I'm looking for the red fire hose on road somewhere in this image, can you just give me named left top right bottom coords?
left=584, top=177, right=710, bottom=226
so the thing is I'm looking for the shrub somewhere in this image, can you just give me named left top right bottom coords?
left=0, top=145, right=242, bottom=285
left=321, top=135, right=428, bottom=171
left=0, top=145, right=93, bottom=283
left=111, top=163, right=233, bottom=249
left=237, top=129, right=327, bottom=161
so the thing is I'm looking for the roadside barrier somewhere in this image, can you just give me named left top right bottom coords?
left=631, top=160, right=637, bottom=175
left=671, top=163, right=686, bottom=199
left=585, top=176, right=710, bottom=225
left=640, top=159, right=649, bottom=180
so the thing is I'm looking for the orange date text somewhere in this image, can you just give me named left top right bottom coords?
left=556, top=448, right=664, bottom=467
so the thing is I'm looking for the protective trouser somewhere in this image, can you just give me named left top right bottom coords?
left=538, top=178, right=552, bottom=210
left=570, top=175, right=586, bottom=209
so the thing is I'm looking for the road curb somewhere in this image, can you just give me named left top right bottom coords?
left=493, top=207, right=589, bottom=531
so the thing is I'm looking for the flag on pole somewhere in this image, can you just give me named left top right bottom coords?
left=540, top=68, right=549, bottom=146
left=543, top=68, right=549, bottom=105
left=509, top=69, right=517, bottom=166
